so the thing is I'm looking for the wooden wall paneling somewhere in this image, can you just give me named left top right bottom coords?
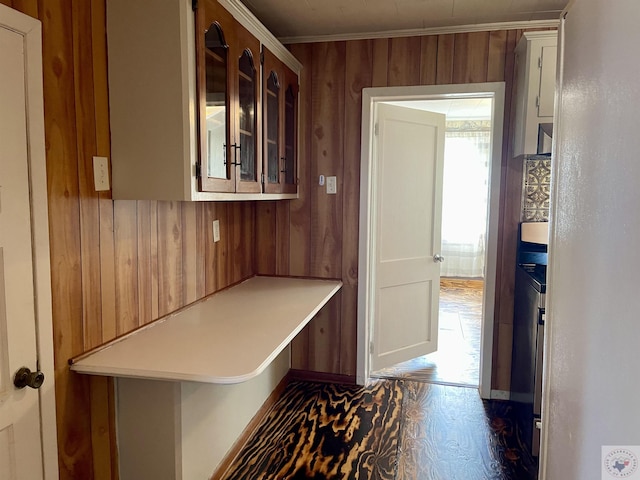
left=371, top=38, right=389, bottom=87
left=136, top=201, right=153, bottom=325
left=340, top=39, right=373, bottom=375
left=195, top=203, right=207, bottom=299
left=255, top=202, right=277, bottom=275
left=492, top=29, right=523, bottom=390
left=9, top=0, right=37, bottom=17
left=308, top=293, right=342, bottom=373
left=287, top=44, right=312, bottom=278
left=275, top=202, right=290, bottom=275
left=288, top=44, right=312, bottom=370
left=157, top=201, right=184, bottom=317
left=90, top=2, right=118, bottom=472
left=387, top=36, right=421, bottom=86
left=204, top=202, right=219, bottom=295
left=227, top=202, right=254, bottom=285
left=310, top=41, right=345, bottom=279
left=91, top=0, right=117, bottom=343
left=487, top=30, right=508, bottom=82
left=72, top=0, right=102, bottom=351
left=149, top=200, right=159, bottom=319
left=114, top=200, right=139, bottom=334
left=40, top=0, right=94, bottom=477
left=89, top=376, right=114, bottom=480
left=214, top=202, right=231, bottom=290
left=435, top=34, right=455, bottom=84
left=452, top=32, right=490, bottom=84
left=306, top=41, right=346, bottom=372
left=420, top=35, right=438, bottom=85
left=182, top=201, right=198, bottom=304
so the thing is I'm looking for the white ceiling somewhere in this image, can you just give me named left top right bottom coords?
left=243, top=0, right=568, bottom=42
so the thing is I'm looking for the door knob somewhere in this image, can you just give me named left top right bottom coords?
left=433, top=254, right=445, bottom=263
left=13, top=367, right=45, bottom=390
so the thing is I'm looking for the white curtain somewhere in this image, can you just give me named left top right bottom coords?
left=440, top=123, right=491, bottom=278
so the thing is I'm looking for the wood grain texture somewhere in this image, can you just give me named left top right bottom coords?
left=286, top=27, right=551, bottom=390
left=221, top=380, right=537, bottom=480
left=310, top=41, right=345, bottom=279
left=452, top=32, right=490, bottom=84
left=436, top=34, right=455, bottom=84
left=388, top=36, right=421, bottom=86
left=221, top=380, right=404, bottom=480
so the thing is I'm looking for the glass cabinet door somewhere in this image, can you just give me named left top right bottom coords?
left=265, top=71, right=280, bottom=188
left=238, top=51, right=257, bottom=183
left=196, top=3, right=235, bottom=193
left=204, top=24, right=228, bottom=180
left=234, top=24, right=261, bottom=193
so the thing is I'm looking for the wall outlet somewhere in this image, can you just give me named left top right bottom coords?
left=93, top=156, right=110, bottom=191
left=213, top=220, right=220, bottom=243
left=326, top=176, right=337, bottom=194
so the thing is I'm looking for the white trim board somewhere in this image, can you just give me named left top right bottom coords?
left=279, top=19, right=559, bottom=45
left=356, top=83, right=505, bottom=400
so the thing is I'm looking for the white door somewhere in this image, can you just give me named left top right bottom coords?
left=0, top=8, right=56, bottom=479
left=370, top=103, right=446, bottom=372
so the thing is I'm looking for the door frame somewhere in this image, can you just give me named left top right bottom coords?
left=0, top=5, right=58, bottom=478
left=357, top=83, right=505, bottom=399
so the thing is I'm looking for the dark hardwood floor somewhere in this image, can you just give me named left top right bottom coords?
left=220, top=380, right=538, bottom=480
left=220, top=280, right=537, bottom=479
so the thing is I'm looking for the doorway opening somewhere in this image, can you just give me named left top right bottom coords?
left=373, top=98, right=492, bottom=388
left=357, top=83, right=505, bottom=399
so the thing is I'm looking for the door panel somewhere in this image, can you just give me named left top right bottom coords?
left=371, top=103, right=445, bottom=372
left=0, top=23, right=44, bottom=479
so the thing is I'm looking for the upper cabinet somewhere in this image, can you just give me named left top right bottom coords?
left=262, top=48, right=298, bottom=194
left=106, top=0, right=301, bottom=201
left=512, top=31, right=558, bottom=157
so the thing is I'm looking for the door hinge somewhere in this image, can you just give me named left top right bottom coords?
left=261, top=172, right=265, bottom=184
left=260, top=51, right=264, bottom=65
left=535, top=96, right=540, bottom=108
left=192, top=0, right=198, bottom=11
left=538, top=56, right=542, bottom=69
left=195, top=163, right=202, bottom=178
left=370, top=341, right=375, bottom=354
left=374, top=123, right=379, bottom=136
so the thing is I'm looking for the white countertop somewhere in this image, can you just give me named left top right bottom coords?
left=70, top=276, right=342, bottom=384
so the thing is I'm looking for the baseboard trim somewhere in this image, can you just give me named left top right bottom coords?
left=210, top=372, right=292, bottom=480
left=289, top=369, right=356, bottom=385
left=490, top=389, right=511, bottom=400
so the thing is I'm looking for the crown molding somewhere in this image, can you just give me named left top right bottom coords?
left=218, top=0, right=303, bottom=72
left=278, top=19, right=560, bottom=45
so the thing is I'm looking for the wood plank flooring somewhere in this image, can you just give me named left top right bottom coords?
left=220, top=380, right=538, bottom=480
left=373, top=279, right=483, bottom=387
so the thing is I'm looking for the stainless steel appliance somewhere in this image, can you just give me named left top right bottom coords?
left=511, top=224, right=547, bottom=456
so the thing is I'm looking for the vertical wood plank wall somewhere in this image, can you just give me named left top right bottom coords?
left=2, top=0, right=553, bottom=476
left=277, top=28, right=552, bottom=386
left=1, top=1, right=255, bottom=478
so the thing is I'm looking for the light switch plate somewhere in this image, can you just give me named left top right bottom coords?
left=93, top=156, right=110, bottom=191
left=213, top=220, right=220, bottom=243
left=326, top=176, right=337, bottom=194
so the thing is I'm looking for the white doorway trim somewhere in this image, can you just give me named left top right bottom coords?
left=0, top=5, right=59, bottom=478
left=357, top=82, right=505, bottom=399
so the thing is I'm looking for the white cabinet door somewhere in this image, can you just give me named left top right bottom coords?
left=370, top=104, right=446, bottom=372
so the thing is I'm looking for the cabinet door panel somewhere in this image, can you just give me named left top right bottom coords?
left=234, top=25, right=262, bottom=193
left=197, top=0, right=235, bottom=193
